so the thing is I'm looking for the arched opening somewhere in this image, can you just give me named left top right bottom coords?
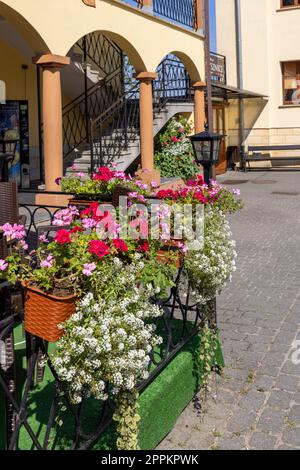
left=62, top=31, right=143, bottom=171
left=153, top=53, right=194, bottom=108
left=0, top=4, right=50, bottom=186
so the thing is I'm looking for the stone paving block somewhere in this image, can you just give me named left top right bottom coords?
left=266, top=390, right=294, bottom=410
left=238, top=390, right=266, bottom=413
left=275, top=331, right=297, bottom=345
left=252, top=375, right=275, bottom=392
left=288, top=405, right=300, bottom=423
left=227, top=410, right=257, bottom=433
left=282, top=360, right=300, bottom=376
left=249, top=432, right=278, bottom=450
left=282, top=428, right=300, bottom=448
left=257, top=407, right=287, bottom=433
left=219, top=435, right=247, bottom=450
left=275, top=374, right=300, bottom=392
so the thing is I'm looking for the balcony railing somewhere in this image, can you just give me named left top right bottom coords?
left=121, top=0, right=199, bottom=30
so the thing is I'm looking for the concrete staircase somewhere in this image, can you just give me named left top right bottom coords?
left=64, top=102, right=194, bottom=175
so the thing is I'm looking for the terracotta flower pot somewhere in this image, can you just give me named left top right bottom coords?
left=157, top=240, right=184, bottom=269
left=23, top=283, right=76, bottom=342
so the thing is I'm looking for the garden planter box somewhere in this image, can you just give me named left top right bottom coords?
left=68, top=195, right=113, bottom=208
left=23, top=284, right=76, bottom=342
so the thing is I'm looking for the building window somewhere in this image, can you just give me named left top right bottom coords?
left=281, top=0, right=300, bottom=8
left=282, top=61, right=300, bottom=105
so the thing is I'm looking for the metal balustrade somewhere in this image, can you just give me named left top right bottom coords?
left=153, top=0, right=198, bottom=29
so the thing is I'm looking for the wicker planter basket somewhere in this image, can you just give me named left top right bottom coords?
left=23, top=284, right=76, bottom=342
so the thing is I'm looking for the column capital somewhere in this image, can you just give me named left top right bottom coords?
left=82, top=0, right=96, bottom=7
left=135, top=71, right=158, bottom=82
left=192, top=80, right=206, bottom=89
left=33, top=54, right=70, bottom=69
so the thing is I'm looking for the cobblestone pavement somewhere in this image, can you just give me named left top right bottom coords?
left=158, top=171, right=300, bottom=451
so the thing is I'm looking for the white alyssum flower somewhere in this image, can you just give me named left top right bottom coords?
left=185, top=208, right=237, bottom=304
left=52, top=258, right=163, bottom=403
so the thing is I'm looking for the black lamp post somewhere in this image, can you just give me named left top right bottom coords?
left=190, top=131, right=223, bottom=184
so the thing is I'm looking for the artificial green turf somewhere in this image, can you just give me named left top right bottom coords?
left=0, top=325, right=224, bottom=450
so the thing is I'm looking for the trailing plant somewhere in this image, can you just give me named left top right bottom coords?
left=113, top=389, right=140, bottom=450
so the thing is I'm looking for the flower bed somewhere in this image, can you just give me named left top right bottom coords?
left=0, top=168, right=242, bottom=450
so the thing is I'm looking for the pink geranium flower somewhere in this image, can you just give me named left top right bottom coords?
left=82, top=262, right=97, bottom=277
left=0, top=223, right=26, bottom=241
left=0, top=259, right=8, bottom=271
left=41, top=255, right=54, bottom=269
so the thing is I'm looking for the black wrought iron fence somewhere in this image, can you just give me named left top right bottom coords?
left=153, top=0, right=198, bottom=29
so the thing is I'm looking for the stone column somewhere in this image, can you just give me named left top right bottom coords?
left=82, top=0, right=96, bottom=7
left=33, top=54, right=70, bottom=192
left=135, top=71, right=160, bottom=185
left=195, top=0, right=204, bottom=30
left=142, top=0, right=153, bottom=13
left=193, top=81, right=206, bottom=134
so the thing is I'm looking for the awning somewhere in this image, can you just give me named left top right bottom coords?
left=212, top=83, right=268, bottom=100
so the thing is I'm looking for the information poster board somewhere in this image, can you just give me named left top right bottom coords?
left=0, top=100, right=29, bottom=186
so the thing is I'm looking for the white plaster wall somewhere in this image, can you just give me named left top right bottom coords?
left=216, top=0, right=300, bottom=135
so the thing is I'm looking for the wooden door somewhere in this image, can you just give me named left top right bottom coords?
left=213, top=104, right=227, bottom=175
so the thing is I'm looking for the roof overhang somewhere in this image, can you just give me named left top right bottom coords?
left=212, top=83, right=268, bottom=100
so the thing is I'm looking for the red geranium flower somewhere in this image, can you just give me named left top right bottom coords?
left=196, top=174, right=204, bottom=186
left=193, top=190, right=208, bottom=204
left=112, top=239, right=129, bottom=253
left=80, top=202, right=100, bottom=219
left=93, top=166, right=115, bottom=182
left=156, top=189, right=176, bottom=199
left=89, top=240, right=110, bottom=259
left=137, top=241, right=150, bottom=253
left=70, top=226, right=84, bottom=234
left=55, top=229, right=71, bottom=244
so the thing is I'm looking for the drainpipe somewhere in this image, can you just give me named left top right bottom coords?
left=235, top=0, right=245, bottom=170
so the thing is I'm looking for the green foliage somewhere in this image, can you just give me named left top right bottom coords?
left=139, top=257, right=176, bottom=299
left=154, top=116, right=199, bottom=179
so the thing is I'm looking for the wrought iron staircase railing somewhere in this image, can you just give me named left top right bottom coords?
left=62, top=68, right=123, bottom=161
left=76, top=33, right=123, bottom=79
left=89, top=54, right=193, bottom=173
left=62, top=37, right=193, bottom=173
left=90, top=82, right=140, bottom=170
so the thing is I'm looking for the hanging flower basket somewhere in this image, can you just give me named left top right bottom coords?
left=23, top=283, right=76, bottom=342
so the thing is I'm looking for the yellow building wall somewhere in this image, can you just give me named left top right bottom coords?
left=0, top=0, right=205, bottom=81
